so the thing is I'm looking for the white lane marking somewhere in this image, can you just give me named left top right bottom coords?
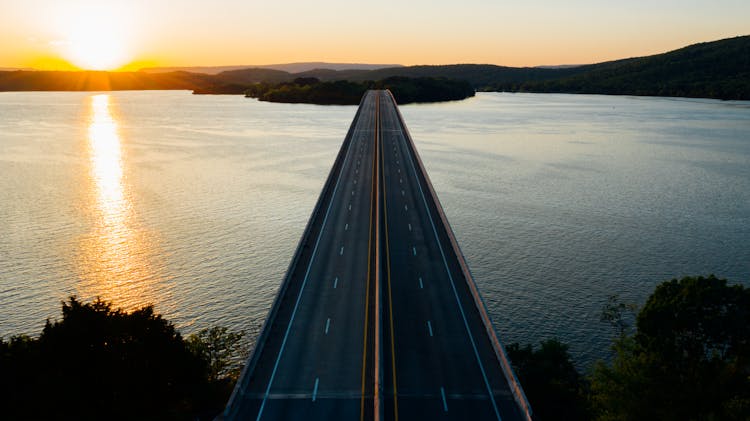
left=402, top=119, right=503, bottom=420
left=254, top=100, right=363, bottom=420
left=419, top=277, right=424, bottom=289
left=325, top=318, right=331, bottom=335
left=345, top=223, right=349, bottom=231
left=352, top=190, right=355, bottom=196
left=404, top=204, right=408, bottom=211
left=348, top=204, right=352, bottom=211
left=413, top=246, right=417, bottom=256
left=399, top=178, right=403, bottom=184
left=401, top=190, right=405, bottom=196
left=427, top=321, right=434, bottom=337
left=408, top=223, right=412, bottom=231
left=312, top=378, right=320, bottom=402
left=440, top=387, right=448, bottom=412
left=354, top=180, right=357, bottom=184
left=397, top=168, right=400, bottom=173
left=340, top=246, right=344, bottom=255
left=333, top=277, right=338, bottom=288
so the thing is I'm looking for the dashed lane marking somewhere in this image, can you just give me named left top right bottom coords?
left=312, top=378, right=320, bottom=402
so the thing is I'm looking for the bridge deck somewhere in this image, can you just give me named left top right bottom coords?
left=224, top=90, right=531, bottom=421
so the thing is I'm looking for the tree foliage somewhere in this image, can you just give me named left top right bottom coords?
left=590, top=275, right=750, bottom=420
left=187, top=326, right=245, bottom=383
left=244, top=76, right=475, bottom=105
left=0, top=297, right=245, bottom=420
left=506, top=339, right=590, bottom=420
left=599, top=295, right=638, bottom=337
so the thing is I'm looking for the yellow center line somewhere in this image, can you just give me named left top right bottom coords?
left=380, top=93, right=399, bottom=421
left=374, top=91, right=382, bottom=421
left=361, top=92, right=377, bottom=421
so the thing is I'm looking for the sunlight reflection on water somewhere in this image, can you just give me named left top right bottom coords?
left=75, top=94, right=161, bottom=311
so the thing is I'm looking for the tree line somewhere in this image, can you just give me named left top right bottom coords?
left=0, top=297, right=246, bottom=420
left=507, top=275, right=750, bottom=420
left=2, top=275, right=748, bottom=420
left=244, top=76, right=475, bottom=105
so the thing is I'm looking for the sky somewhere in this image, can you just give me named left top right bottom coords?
left=0, top=0, right=748, bottom=70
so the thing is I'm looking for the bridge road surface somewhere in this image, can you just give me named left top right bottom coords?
left=223, top=91, right=380, bottom=420
left=224, top=90, right=531, bottom=420
left=378, top=91, right=529, bottom=421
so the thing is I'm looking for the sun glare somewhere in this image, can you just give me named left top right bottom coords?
left=61, top=8, right=132, bottom=70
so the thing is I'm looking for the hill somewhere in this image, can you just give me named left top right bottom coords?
left=485, top=35, right=750, bottom=100
left=141, top=62, right=403, bottom=74
left=1, top=36, right=747, bottom=100
left=0, top=70, right=215, bottom=91
left=193, top=36, right=750, bottom=100
left=198, top=65, right=586, bottom=92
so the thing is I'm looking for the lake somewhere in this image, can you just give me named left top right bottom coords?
left=1, top=91, right=748, bottom=367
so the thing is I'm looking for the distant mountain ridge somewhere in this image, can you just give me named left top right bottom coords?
left=140, top=62, right=404, bottom=74
left=208, top=64, right=587, bottom=87
left=1, top=36, right=747, bottom=100
left=195, top=36, right=750, bottom=100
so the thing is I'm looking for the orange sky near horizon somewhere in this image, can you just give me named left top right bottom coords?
left=1, top=0, right=748, bottom=71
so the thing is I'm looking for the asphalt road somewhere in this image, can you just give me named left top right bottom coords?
left=224, top=91, right=380, bottom=420
left=378, top=91, right=526, bottom=421
left=224, top=90, right=530, bottom=420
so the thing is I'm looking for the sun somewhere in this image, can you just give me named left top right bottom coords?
left=61, top=8, right=132, bottom=71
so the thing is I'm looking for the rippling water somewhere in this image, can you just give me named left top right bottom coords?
left=1, top=91, right=748, bottom=367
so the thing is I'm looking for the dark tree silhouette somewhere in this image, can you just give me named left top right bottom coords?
left=507, top=339, right=590, bottom=420
left=591, top=275, right=750, bottom=420
left=1, top=297, right=244, bottom=420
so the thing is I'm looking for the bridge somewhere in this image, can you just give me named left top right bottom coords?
left=222, top=90, right=532, bottom=421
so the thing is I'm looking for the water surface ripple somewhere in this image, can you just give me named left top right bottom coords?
left=1, top=91, right=748, bottom=367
